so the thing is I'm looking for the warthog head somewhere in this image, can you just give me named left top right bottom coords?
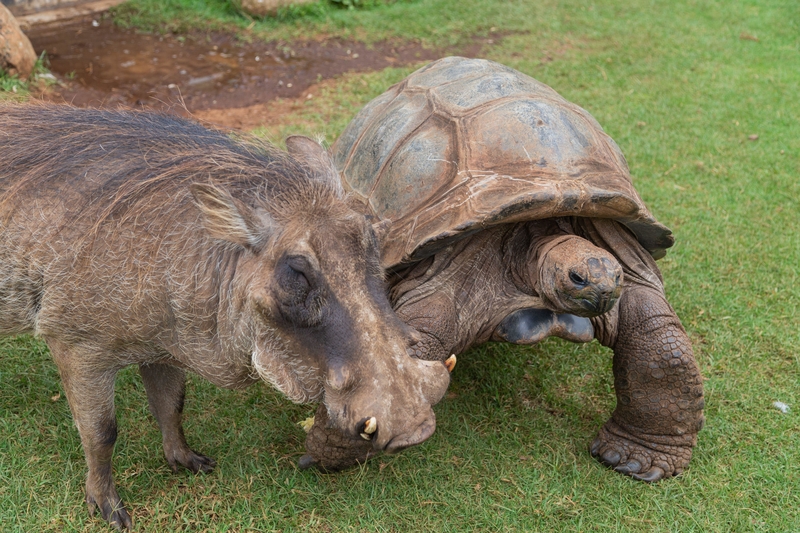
left=192, top=136, right=451, bottom=452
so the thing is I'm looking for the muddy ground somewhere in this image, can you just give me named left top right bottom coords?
left=27, top=15, right=495, bottom=130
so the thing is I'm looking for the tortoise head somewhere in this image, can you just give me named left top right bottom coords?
left=535, top=235, right=623, bottom=317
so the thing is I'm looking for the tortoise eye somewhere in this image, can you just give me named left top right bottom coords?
left=569, top=271, right=587, bottom=286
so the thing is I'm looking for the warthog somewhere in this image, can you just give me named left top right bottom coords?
left=0, top=104, right=451, bottom=529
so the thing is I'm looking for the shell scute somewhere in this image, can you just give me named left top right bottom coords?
left=404, top=56, right=497, bottom=91
left=342, top=90, right=432, bottom=198
left=465, top=99, right=600, bottom=177
left=369, top=115, right=458, bottom=220
left=333, top=87, right=399, bottom=174
left=431, top=71, right=544, bottom=115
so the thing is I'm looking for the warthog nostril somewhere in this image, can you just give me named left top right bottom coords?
left=444, top=354, right=457, bottom=372
left=360, top=417, right=377, bottom=440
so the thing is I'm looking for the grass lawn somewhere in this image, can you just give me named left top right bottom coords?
left=1, top=0, right=798, bottom=531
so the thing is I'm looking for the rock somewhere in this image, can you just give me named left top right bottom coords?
left=231, top=0, right=317, bottom=18
left=0, top=3, right=36, bottom=79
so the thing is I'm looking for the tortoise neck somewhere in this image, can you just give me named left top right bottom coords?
left=505, top=220, right=571, bottom=298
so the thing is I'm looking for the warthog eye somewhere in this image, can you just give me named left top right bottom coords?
left=287, top=265, right=310, bottom=292
left=273, top=254, right=322, bottom=327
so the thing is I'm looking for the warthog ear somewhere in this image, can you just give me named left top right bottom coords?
left=285, top=135, right=345, bottom=198
left=190, top=183, right=274, bottom=250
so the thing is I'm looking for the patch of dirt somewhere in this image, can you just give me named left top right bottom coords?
left=191, top=84, right=324, bottom=131
left=27, top=15, right=499, bottom=129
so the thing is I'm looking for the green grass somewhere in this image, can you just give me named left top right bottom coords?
left=2, top=0, right=800, bottom=531
left=111, top=0, right=546, bottom=45
left=0, top=54, right=56, bottom=100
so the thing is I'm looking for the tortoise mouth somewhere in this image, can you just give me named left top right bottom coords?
left=555, top=290, right=619, bottom=317
left=580, top=294, right=618, bottom=315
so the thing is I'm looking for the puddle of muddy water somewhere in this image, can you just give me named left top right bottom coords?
left=27, top=16, right=461, bottom=117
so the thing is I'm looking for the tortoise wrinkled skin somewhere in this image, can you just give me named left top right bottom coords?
left=300, top=57, right=704, bottom=482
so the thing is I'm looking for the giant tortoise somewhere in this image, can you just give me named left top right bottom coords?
left=300, top=57, right=704, bottom=482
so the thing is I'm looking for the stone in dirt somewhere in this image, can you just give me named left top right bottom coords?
left=0, top=3, right=36, bottom=78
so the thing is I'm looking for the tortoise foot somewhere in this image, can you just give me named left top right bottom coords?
left=590, top=420, right=694, bottom=482
left=301, top=405, right=379, bottom=473
left=301, top=432, right=377, bottom=473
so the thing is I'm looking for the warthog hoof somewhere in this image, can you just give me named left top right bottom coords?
left=167, top=449, right=216, bottom=474
left=86, top=489, right=133, bottom=531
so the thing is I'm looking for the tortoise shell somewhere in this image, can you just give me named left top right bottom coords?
left=332, top=56, right=673, bottom=267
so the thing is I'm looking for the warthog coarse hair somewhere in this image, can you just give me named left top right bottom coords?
left=0, top=104, right=343, bottom=250
left=0, top=103, right=350, bottom=353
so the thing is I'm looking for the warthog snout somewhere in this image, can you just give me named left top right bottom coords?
left=322, top=345, right=451, bottom=451
left=331, top=364, right=450, bottom=453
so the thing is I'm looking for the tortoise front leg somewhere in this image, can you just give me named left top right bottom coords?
left=591, top=284, right=704, bottom=481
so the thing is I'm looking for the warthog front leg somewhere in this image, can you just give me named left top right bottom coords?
left=591, top=285, right=705, bottom=481
left=138, top=363, right=216, bottom=474
left=46, top=338, right=133, bottom=530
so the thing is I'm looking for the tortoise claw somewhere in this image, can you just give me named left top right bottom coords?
left=298, top=454, right=319, bottom=470
left=614, top=459, right=642, bottom=475
left=631, top=466, right=666, bottom=483
left=591, top=421, right=693, bottom=482
left=600, top=449, right=621, bottom=467
left=590, top=438, right=602, bottom=456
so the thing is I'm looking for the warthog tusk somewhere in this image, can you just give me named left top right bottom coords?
left=361, top=417, right=377, bottom=440
left=444, top=354, right=457, bottom=372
